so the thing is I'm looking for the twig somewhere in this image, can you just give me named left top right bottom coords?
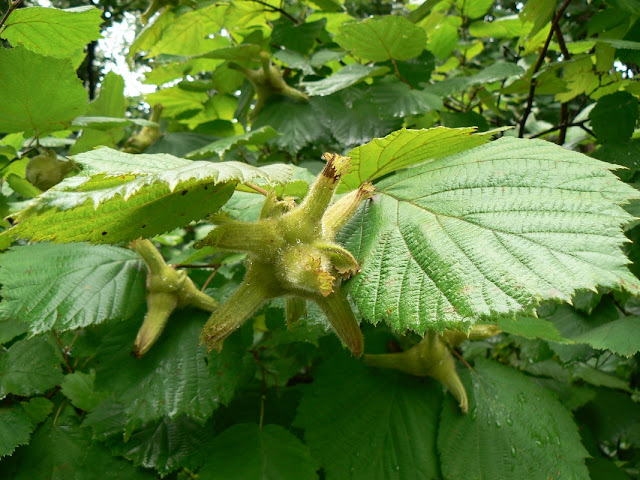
left=247, top=0, right=298, bottom=23
left=558, top=102, right=569, bottom=145
left=174, top=263, right=221, bottom=269
left=518, top=0, right=573, bottom=138
left=530, top=120, right=586, bottom=138
left=245, top=182, right=270, bottom=196
left=200, top=266, right=220, bottom=292
left=554, top=22, right=571, bottom=60
left=0, top=0, right=22, bottom=32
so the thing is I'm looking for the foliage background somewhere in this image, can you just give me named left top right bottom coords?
left=1, top=0, right=640, bottom=478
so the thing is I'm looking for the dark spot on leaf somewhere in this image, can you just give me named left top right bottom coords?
left=181, top=190, right=188, bottom=195
left=203, top=357, right=209, bottom=366
left=6, top=217, right=13, bottom=225
left=204, top=186, right=208, bottom=190
left=102, top=231, right=107, bottom=236
left=141, top=224, right=146, bottom=228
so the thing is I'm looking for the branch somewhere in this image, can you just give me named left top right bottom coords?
left=530, top=120, right=586, bottom=139
left=518, top=0, right=573, bottom=138
left=0, top=0, right=22, bottom=32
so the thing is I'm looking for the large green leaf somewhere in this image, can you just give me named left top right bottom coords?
left=339, top=126, right=499, bottom=192
left=295, top=355, right=441, bottom=480
left=0, top=6, right=102, bottom=58
left=1, top=404, right=156, bottom=480
left=0, top=47, right=87, bottom=135
left=91, top=314, right=251, bottom=436
left=197, top=424, right=319, bottom=480
left=341, top=137, right=640, bottom=333
left=6, top=148, right=292, bottom=244
left=0, top=243, right=145, bottom=334
left=438, top=359, right=589, bottom=480
left=335, top=16, right=427, bottom=62
left=0, top=336, right=63, bottom=400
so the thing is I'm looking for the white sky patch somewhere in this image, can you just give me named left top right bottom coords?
left=97, top=12, right=156, bottom=97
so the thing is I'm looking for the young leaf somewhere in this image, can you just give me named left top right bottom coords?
left=0, top=336, right=63, bottom=399
left=0, top=243, right=145, bottom=334
left=295, top=355, right=441, bottom=480
left=0, top=6, right=102, bottom=58
left=438, top=359, right=589, bottom=480
left=0, top=47, right=87, bottom=135
left=61, top=370, right=104, bottom=411
left=335, top=16, right=427, bottom=62
left=196, top=423, right=319, bottom=480
left=341, top=137, right=640, bottom=333
left=339, top=126, right=501, bottom=192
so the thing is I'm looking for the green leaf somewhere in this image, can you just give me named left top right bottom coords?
left=1, top=6, right=102, bottom=58
left=145, top=86, right=208, bottom=117
left=591, top=139, right=640, bottom=182
left=271, top=18, right=327, bottom=54
left=339, top=126, right=499, bottom=192
left=520, top=0, right=555, bottom=38
left=498, top=316, right=573, bottom=344
left=186, top=126, right=279, bottom=159
left=0, top=243, right=145, bottom=334
left=577, top=389, right=640, bottom=448
left=6, top=148, right=292, bottom=244
left=315, top=88, right=401, bottom=146
left=108, top=416, right=210, bottom=476
left=341, top=137, right=640, bottom=333
left=0, top=397, right=53, bottom=457
left=369, top=78, right=442, bottom=117
left=197, top=424, right=319, bottom=480
left=302, top=64, right=385, bottom=96
left=1, top=404, right=156, bottom=480
left=92, top=314, right=251, bottom=436
left=253, top=99, right=329, bottom=153
left=438, top=359, right=589, bottom=480
left=589, top=91, right=639, bottom=144
left=146, top=4, right=226, bottom=57
left=0, top=317, right=29, bottom=344
left=0, top=336, right=63, bottom=399
left=0, top=47, right=87, bottom=135
left=295, top=355, right=441, bottom=480
left=61, top=370, right=104, bottom=411
left=0, top=407, right=32, bottom=458
left=70, top=71, right=127, bottom=155
left=469, top=16, right=525, bottom=38
left=335, top=16, right=427, bottom=62
left=572, top=316, right=640, bottom=357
